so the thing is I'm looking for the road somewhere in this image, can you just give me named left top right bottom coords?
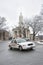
left=0, top=41, right=43, bottom=65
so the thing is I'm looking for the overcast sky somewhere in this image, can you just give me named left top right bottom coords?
left=0, top=0, right=43, bottom=29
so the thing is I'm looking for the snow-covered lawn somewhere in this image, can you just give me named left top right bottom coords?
left=36, top=41, right=43, bottom=45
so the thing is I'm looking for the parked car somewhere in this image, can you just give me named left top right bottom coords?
left=8, top=38, right=35, bottom=50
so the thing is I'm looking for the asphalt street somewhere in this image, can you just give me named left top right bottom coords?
left=0, top=41, right=43, bottom=65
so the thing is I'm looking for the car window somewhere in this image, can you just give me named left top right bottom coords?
left=16, top=39, right=26, bottom=43
left=14, top=40, right=17, bottom=43
left=22, top=38, right=30, bottom=41
left=24, top=38, right=30, bottom=41
left=11, top=40, right=14, bottom=43
left=11, top=40, right=15, bottom=43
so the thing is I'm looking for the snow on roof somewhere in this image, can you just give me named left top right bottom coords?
left=36, top=31, right=43, bottom=36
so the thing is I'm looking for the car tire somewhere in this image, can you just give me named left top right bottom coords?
left=30, top=48, right=33, bottom=50
left=19, top=46, right=22, bottom=51
left=9, top=45, right=12, bottom=50
left=10, top=47, right=12, bottom=50
left=9, top=46, right=12, bottom=50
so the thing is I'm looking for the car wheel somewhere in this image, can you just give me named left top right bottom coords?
left=10, top=47, right=12, bottom=50
left=9, top=46, right=12, bottom=50
left=19, top=46, right=22, bottom=51
left=30, top=48, right=33, bottom=50
left=9, top=45, right=12, bottom=50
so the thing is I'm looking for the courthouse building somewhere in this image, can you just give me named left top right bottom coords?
left=12, top=13, right=31, bottom=39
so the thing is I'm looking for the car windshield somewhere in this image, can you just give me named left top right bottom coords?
left=25, top=38, right=30, bottom=41
left=16, top=38, right=26, bottom=43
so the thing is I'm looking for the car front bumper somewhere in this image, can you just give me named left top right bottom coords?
left=22, top=45, right=35, bottom=50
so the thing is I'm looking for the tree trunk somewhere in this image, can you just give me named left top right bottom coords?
left=33, top=31, right=35, bottom=41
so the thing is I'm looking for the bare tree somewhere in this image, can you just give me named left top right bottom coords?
left=0, top=16, right=7, bottom=30
left=24, top=15, right=43, bottom=40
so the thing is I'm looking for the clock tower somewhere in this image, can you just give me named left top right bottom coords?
left=19, top=12, right=23, bottom=27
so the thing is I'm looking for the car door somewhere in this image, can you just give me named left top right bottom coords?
left=11, top=40, right=16, bottom=48
left=13, top=40, right=19, bottom=48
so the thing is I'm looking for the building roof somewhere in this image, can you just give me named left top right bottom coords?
left=0, top=29, right=9, bottom=33
left=36, top=31, right=43, bottom=36
left=12, top=26, right=30, bottom=31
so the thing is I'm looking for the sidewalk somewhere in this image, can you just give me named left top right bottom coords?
left=35, top=41, right=43, bottom=45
